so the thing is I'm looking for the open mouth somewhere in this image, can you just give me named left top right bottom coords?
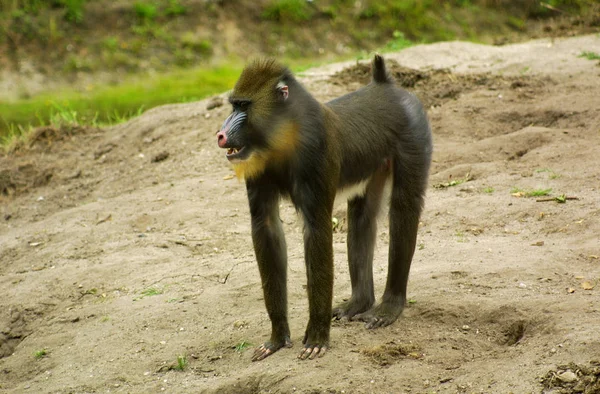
left=225, top=146, right=247, bottom=161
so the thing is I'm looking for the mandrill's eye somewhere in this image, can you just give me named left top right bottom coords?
left=235, top=100, right=251, bottom=112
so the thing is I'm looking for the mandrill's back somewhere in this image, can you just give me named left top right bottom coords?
left=325, top=72, right=431, bottom=188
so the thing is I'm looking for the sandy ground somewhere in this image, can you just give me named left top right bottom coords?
left=1, top=35, right=599, bottom=394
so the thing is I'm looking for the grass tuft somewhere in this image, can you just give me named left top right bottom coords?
left=134, top=2, right=158, bottom=22
left=381, top=31, right=414, bottom=52
left=141, top=287, right=163, bottom=297
left=511, top=187, right=553, bottom=197
left=234, top=340, right=252, bottom=353
left=262, top=0, right=313, bottom=22
left=579, top=51, right=600, bottom=61
left=434, top=173, right=472, bottom=189
left=175, top=354, right=187, bottom=371
left=525, top=188, right=553, bottom=197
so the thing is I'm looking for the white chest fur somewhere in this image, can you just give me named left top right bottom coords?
left=335, top=178, right=370, bottom=203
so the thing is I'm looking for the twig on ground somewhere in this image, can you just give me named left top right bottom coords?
left=536, top=196, right=579, bottom=203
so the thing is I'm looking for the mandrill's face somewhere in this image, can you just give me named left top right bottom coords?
left=216, top=59, right=295, bottom=180
left=217, top=98, right=253, bottom=164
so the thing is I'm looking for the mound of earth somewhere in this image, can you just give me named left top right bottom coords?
left=0, top=35, right=599, bottom=393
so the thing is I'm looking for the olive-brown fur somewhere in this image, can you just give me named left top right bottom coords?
left=218, top=55, right=432, bottom=361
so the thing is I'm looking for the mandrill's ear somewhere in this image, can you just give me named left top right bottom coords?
left=276, top=81, right=289, bottom=101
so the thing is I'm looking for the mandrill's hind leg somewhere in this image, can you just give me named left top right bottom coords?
left=356, top=156, right=427, bottom=329
left=333, top=164, right=389, bottom=320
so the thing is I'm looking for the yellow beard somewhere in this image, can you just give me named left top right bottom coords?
left=232, top=121, right=300, bottom=180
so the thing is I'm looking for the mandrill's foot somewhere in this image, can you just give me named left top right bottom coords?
left=298, top=343, right=327, bottom=360
left=332, top=296, right=374, bottom=320
left=251, top=337, right=292, bottom=362
left=299, top=322, right=329, bottom=360
left=353, top=299, right=404, bottom=329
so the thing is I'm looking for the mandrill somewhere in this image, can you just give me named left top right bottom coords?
left=216, top=55, right=432, bottom=361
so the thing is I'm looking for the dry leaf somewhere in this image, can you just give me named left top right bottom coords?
left=567, top=287, right=575, bottom=294
left=223, top=175, right=234, bottom=180
left=589, top=255, right=599, bottom=260
left=582, top=281, right=595, bottom=290
left=531, top=241, right=544, bottom=246
left=511, top=192, right=525, bottom=197
left=96, top=214, right=112, bottom=225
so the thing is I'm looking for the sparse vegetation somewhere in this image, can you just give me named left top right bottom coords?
left=483, top=186, right=495, bottom=193
left=165, top=0, right=187, bottom=16
left=175, top=354, right=187, bottom=371
left=140, top=287, right=163, bottom=297
left=555, top=194, right=567, bottom=203
left=33, top=349, right=47, bottom=359
left=579, top=51, right=600, bottom=60
left=511, top=187, right=553, bottom=197
left=234, top=341, right=252, bottom=353
left=455, top=231, right=468, bottom=243
left=62, top=0, right=86, bottom=24
left=536, top=168, right=561, bottom=179
left=134, top=2, right=158, bottom=22
left=434, top=173, right=472, bottom=189
left=262, top=0, right=313, bottom=22
left=526, top=188, right=553, bottom=197
left=382, top=31, right=414, bottom=52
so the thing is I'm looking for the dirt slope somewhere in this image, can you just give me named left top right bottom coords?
left=1, top=35, right=599, bottom=393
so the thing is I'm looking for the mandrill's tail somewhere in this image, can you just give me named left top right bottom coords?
left=372, top=54, right=393, bottom=84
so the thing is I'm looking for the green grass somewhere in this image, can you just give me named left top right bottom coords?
left=175, top=354, right=187, bottom=371
left=0, top=56, right=365, bottom=147
left=433, top=173, right=472, bottom=189
left=579, top=51, right=600, bottom=60
left=234, top=340, right=252, bottom=353
left=0, top=64, right=242, bottom=144
left=33, top=349, right=47, bottom=359
left=381, top=30, right=414, bottom=52
left=511, top=187, right=553, bottom=197
left=262, top=0, right=313, bottom=22
left=525, top=188, right=552, bottom=197
left=63, top=0, right=85, bottom=24
left=134, top=2, right=158, bottom=22
left=455, top=231, right=468, bottom=243
left=536, top=168, right=561, bottom=179
left=140, top=287, right=163, bottom=297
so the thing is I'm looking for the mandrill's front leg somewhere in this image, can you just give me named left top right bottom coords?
left=247, top=179, right=292, bottom=362
left=297, top=187, right=335, bottom=360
